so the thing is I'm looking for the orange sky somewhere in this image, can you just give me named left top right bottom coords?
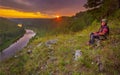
left=0, top=8, right=52, bottom=18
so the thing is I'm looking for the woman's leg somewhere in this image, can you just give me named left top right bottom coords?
left=89, top=33, right=99, bottom=44
left=89, top=33, right=95, bottom=44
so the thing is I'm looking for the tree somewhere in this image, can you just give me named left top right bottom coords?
left=84, top=0, right=120, bottom=18
left=84, top=0, right=103, bottom=9
left=101, top=0, right=119, bottom=17
left=118, top=0, right=120, bottom=8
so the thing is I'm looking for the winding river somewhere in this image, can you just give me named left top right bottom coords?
left=0, top=29, right=36, bottom=61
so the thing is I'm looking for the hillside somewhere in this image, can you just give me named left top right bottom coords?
left=0, top=9, right=120, bottom=75
left=0, top=17, right=25, bottom=51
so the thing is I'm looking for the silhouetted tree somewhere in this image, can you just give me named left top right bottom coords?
left=118, top=0, right=120, bottom=8
left=101, top=0, right=119, bottom=17
left=84, top=0, right=103, bottom=9
left=85, top=0, right=120, bottom=18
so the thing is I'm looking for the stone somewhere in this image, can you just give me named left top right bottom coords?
left=74, top=50, right=82, bottom=61
left=45, top=39, right=58, bottom=48
left=45, top=39, right=57, bottom=45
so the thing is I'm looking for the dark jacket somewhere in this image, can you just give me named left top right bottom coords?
left=98, top=25, right=109, bottom=36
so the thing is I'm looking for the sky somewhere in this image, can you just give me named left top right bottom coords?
left=0, top=0, right=87, bottom=18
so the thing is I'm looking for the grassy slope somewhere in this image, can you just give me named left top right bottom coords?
left=0, top=16, right=120, bottom=75
left=0, top=17, right=25, bottom=51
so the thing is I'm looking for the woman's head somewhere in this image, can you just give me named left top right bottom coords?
left=101, top=19, right=107, bottom=26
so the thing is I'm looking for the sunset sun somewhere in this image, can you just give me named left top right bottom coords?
left=56, top=15, right=60, bottom=18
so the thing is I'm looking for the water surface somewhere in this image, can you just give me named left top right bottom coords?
left=0, top=29, right=36, bottom=61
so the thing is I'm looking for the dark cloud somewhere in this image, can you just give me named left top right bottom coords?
left=0, top=0, right=34, bottom=11
left=0, top=0, right=87, bottom=16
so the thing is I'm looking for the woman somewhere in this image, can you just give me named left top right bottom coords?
left=88, top=19, right=109, bottom=45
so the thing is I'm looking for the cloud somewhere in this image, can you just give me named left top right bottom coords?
left=13, top=0, right=32, bottom=6
left=0, top=0, right=33, bottom=11
left=0, top=0, right=87, bottom=17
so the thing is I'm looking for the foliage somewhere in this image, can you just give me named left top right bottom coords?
left=84, top=0, right=103, bottom=9
left=67, top=12, right=95, bottom=32
left=85, top=0, right=120, bottom=19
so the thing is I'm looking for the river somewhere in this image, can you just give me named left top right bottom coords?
left=0, top=29, right=36, bottom=61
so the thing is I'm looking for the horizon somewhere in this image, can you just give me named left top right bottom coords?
left=1, top=16, right=71, bottom=19
left=0, top=0, right=87, bottom=18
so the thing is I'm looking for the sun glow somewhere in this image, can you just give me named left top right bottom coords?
left=56, top=15, right=60, bottom=19
left=0, top=8, right=50, bottom=18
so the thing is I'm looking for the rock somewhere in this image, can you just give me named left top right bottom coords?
left=74, top=50, right=82, bottom=60
left=45, top=39, right=57, bottom=46
left=45, top=39, right=58, bottom=48
left=27, top=50, right=32, bottom=54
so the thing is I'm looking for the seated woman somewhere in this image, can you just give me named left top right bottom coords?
left=88, top=19, right=109, bottom=45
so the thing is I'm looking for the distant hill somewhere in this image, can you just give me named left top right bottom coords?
left=11, top=18, right=54, bottom=28
left=10, top=17, right=71, bottom=37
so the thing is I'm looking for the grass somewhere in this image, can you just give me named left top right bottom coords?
left=0, top=17, right=120, bottom=75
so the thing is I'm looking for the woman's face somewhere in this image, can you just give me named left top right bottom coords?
left=101, top=22, right=106, bottom=26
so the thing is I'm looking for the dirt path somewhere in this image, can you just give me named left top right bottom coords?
left=0, top=29, right=36, bottom=61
